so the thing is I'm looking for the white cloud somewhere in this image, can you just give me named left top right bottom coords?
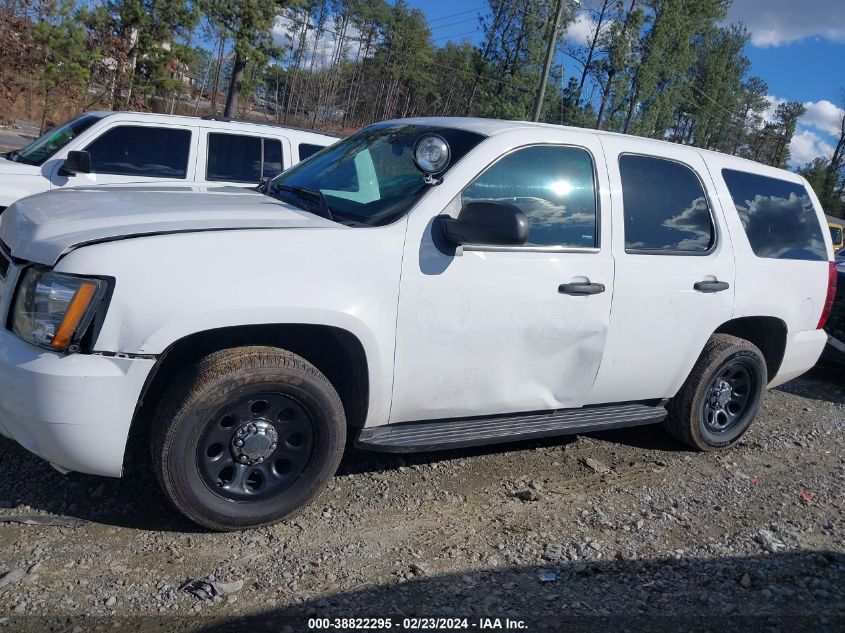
left=766, top=96, right=842, bottom=166
left=801, top=99, right=845, bottom=137
left=565, top=12, right=599, bottom=45
left=726, top=0, right=845, bottom=47
left=762, top=94, right=785, bottom=123
left=790, top=129, right=835, bottom=166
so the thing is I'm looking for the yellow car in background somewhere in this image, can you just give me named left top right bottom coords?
left=827, top=215, right=844, bottom=252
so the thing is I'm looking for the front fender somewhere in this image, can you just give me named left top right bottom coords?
left=54, top=225, right=408, bottom=427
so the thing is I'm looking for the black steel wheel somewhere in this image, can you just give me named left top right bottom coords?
left=665, top=334, right=766, bottom=451
left=151, top=346, right=345, bottom=531
left=197, top=392, right=315, bottom=501
left=700, top=359, right=757, bottom=435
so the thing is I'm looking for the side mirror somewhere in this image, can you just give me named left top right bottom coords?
left=435, top=200, right=529, bottom=250
left=59, top=150, right=92, bottom=177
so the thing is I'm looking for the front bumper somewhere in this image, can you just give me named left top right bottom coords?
left=0, top=330, right=155, bottom=477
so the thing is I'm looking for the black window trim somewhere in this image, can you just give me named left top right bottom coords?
left=457, top=142, right=602, bottom=254
left=619, top=151, right=720, bottom=257
left=205, top=132, right=283, bottom=183
left=83, top=123, right=193, bottom=180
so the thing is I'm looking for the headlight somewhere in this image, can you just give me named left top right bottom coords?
left=12, top=269, right=107, bottom=352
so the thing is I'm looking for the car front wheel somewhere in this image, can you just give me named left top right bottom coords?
left=151, top=346, right=346, bottom=531
left=664, top=334, right=767, bottom=451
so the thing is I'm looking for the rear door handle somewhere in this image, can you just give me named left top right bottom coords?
left=694, top=280, right=730, bottom=293
left=559, top=281, right=606, bottom=295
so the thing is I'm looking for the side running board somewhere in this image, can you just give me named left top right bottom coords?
left=355, top=403, right=667, bottom=453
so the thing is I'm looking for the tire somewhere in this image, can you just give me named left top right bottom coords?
left=151, top=346, right=346, bottom=531
left=664, top=334, right=767, bottom=451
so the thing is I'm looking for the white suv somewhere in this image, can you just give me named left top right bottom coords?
left=0, top=111, right=337, bottom=211
left=0, top=118, right=834, bottom=530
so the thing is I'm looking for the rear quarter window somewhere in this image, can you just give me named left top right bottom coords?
left=722, top=169, right=827, bottom=261
left=299, top=143, right=325, bottom=161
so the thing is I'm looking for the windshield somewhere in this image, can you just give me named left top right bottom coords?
left=8, top=115, right=100, bottom=166
left=268, top=123, right=486, bottom=226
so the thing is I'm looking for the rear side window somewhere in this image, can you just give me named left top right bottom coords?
left=722, top=169, right=826, bottom=261
left=619, top=154, right=714, bottom=253
left=207, top=134, right=284, bottom=182
left=299, top=143, right=325, bottom=161
left=263, top=139, right=283, bottom=178
left=85, top=126, right=191, bottom=178
left=461, top=145, right=598, bottom=248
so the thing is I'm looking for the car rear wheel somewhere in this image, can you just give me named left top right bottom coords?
left=151, top=346, right=345, bottom=531
left=664, top=334, right=766, bottom=451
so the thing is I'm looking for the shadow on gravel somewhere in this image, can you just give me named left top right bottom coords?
left=0, top=436, right=200, bottom=533
left=0, top=425, right=675, bottom=531
left=0, top=551, right=841, bottom=632
left=185, top=550, right=842, bottom=632
left=776, top=362, right=845, bottom=405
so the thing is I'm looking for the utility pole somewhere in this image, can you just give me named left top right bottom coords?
left=532, top=0, right=575, bottom=122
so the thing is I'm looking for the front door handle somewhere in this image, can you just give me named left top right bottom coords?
left=694, top=280, right=730, bottom=293
left=559, top=281, right=606, bottom=295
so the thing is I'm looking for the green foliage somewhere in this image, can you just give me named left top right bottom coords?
left=29, top=0, right=90, bottom=130
left=2, top=0, right=832, bottom=173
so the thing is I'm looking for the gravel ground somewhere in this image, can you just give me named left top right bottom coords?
left=0, top=364, right=843, bottom=632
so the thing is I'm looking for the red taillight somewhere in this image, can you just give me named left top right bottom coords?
left=818, top=261, right=837, bottom=329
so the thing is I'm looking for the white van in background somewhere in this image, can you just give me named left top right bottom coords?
left=0, top=112, right=338, bottom=211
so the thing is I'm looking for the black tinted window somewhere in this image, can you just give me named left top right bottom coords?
left=462, top=145, right=597, bottom=247
left=85, top=126, right=190, bottom=178
left=299, top=143, right=325, bottom=161
left=263, top=139, right=283, bottom=178
left=722, top=169, right=827, bottom=261
left=207, top=134, right=285, bottom=182
left=207, top=133, right=261, bottom=182
left=619, top=155, right=714, bottom=253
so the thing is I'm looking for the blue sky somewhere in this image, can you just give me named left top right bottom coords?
left=404, top=0, right=845, bottom=167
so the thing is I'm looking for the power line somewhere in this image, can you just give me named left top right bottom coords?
left=428, top=14, right=489, bottom=33
left=432, top=28, right=482, bottom=43
left=426, top=6, right=489, bottom=24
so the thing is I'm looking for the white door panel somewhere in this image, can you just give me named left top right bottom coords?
left=391, top=130, right=614, bottom=423
left=587, top=140, right=735, bottom=404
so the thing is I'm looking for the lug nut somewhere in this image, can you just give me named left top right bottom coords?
left=257, top=457, right=264, bottom=463
left=248, top=424, right=257, bottom=434
left=235, top=439, right=244, bottom=447
left=239, top=456, right=248, bottom=463
left=269, top=444, right=277, bottom=451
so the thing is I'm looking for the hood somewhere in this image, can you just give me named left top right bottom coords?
left=0, top=183, right=338, bottom=265
left=0, top=155, right=40, bottom=175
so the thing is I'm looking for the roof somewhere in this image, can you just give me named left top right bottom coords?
left=88, top=111, right=340, bottom=141
left=385, top=116, right=797, bottom=180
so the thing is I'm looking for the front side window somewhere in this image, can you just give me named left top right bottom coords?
left=207, top=134, right=283, bottom=182
left=85, top=126, right=191, bottom=178
left=461, top=145, right=597, bottom=247
left=269, top=123, right=485, bottom=226
left=722, top=169, right=827, bottom=261
left=620, top=154, right=714, bottom=253
left=10, top=115, right=99, bottom=166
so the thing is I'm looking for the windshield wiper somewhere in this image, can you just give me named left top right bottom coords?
left=272, top=184, right=334, bottom=221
